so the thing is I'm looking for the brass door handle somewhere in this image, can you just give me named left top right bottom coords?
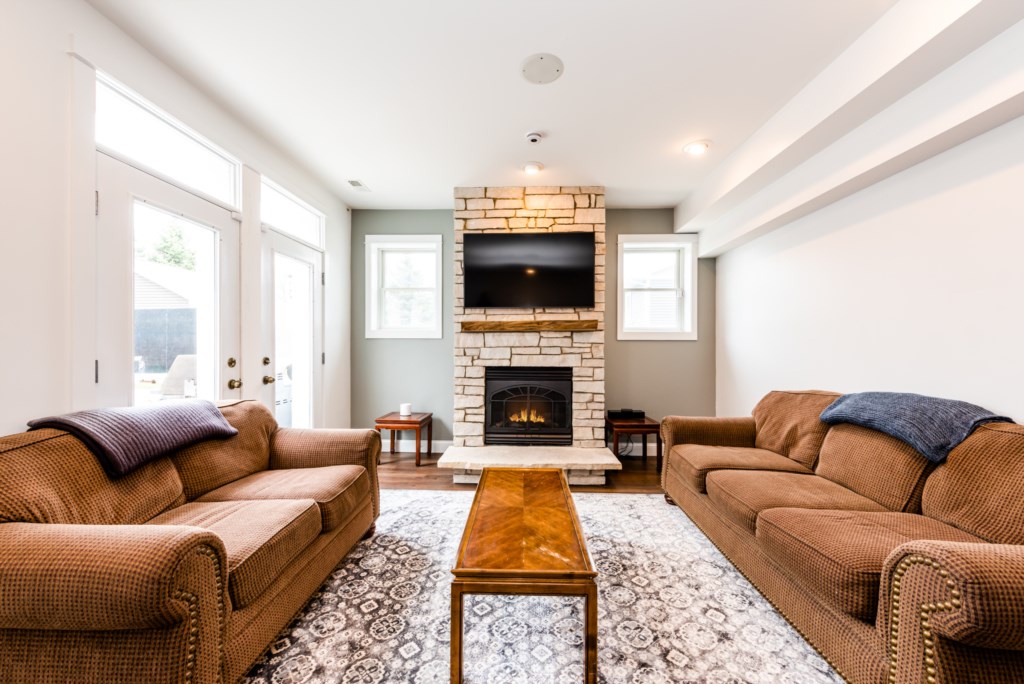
left=227, top=379, right=243, bottom=390
left=262, top=375, right=276, bottom=385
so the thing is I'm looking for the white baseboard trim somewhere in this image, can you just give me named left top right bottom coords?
left=386, top=438, right=454, bottom=454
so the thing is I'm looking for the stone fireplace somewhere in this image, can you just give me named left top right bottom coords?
left=484, top=367, right=573, bottom=446
left=452, top=185, right=606, bottom=449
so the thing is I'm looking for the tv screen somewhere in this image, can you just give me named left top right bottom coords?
left=463, top=232, right=595, bottom=308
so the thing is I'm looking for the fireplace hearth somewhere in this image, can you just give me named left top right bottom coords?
left=484, top=367, right=572, bottom=446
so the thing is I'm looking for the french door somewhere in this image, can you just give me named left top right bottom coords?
left=260, top=230, right=323, bottom=428
left=96, top=152, right=241, bottom=407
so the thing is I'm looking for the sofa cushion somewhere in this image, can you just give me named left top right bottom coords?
left=705, top=470, right=886, bottom=534
left=667, top=444, right=812, bottom=494
left=171, top=400, right=278, bottom=500
left=197, top=465, right=369, bottom=532
left=815, top=424, right=932, bottom=512
left=922, top=422, right=1024, bottom=544
left=0, top=429, right=183, bottom=525
left=757, top=509, right=984, bottom=621
left=752, top=390, right=840, bottom=468
left=146, top=499, right=321, bottom=608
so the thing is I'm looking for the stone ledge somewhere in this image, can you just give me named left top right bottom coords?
left=461, top=320, right=599, bottom=332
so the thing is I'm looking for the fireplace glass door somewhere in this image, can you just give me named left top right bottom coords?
left=484, top=367, right=572, bottom=445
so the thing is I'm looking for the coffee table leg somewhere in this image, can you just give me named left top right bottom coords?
left=450, top=583, right=464, bottom=683
left=427, top=420, right=433, bottom=462
left=642, top=431, right=648, bottom=462
left=414, top=426, right=422, bottom=467
left=585, top=582, right=598, bottom=683
left=389, top=430, right=396, bottom=454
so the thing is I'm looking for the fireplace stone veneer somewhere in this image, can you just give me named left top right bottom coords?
left=453, top=186, right=605, bottom=448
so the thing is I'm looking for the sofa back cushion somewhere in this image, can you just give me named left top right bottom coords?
left=0, top=429, right=183, bottom=525
left=753, top=390, right=840, bottom=468
left=921, top=422, right=1024, bottom=544
left=815, top=424, right=932, bottom=512
left=171, top=400, right=277, bottom=500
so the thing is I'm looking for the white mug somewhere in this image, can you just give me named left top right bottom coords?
left=399, top=403, right=412, bottom=416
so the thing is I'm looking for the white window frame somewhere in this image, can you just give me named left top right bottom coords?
left=617, top=233, right=698, bottom=341
left=260, top=176, right=326, bottom=251
left=365, top=234, right=443, bottom=339
left=95, top=72, right=242, bottom=210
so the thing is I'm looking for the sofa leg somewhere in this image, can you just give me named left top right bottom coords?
left=361, top=523, right=376, bottom=540
left=664, top=494, right=675, bottom=505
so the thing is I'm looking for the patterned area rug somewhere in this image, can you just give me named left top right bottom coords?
left=244, top=490, right=842, bottom=683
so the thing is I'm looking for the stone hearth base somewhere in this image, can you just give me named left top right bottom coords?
left=437, top=446, right=622, bottom=485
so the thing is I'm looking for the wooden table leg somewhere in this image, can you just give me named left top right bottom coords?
left=450, top=583, right=464, bottom=684
left=642, top=431, right=648, bottom=462
left=414, top=426, right=421, bottom=467
left=389, top=430, right=396, bottom=454
left=585, top=582, right=598, bottom=683
left=426, top=419, right=432, bottom=463
left=613, top=430, right=619, bottom=457
left=656, top=432, right=663, bottom=472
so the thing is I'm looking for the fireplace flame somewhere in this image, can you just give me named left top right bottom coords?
left=509, top=408, right=546, bottom=424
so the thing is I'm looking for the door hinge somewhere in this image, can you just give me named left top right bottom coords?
left=321, top=352, right=326, bottom=365
left=94, top=359, right=99, bottom=383
left=95, top=191, right=99, bottom=216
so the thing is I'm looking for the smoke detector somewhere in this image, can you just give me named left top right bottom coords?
left=521, top=53, right=564, bottom=85
left=525, top=131, right=544, bottom=144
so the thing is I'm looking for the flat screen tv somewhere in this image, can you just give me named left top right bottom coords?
left=463, top=232, right=595, bottom=308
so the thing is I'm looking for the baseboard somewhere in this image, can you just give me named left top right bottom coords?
left=387, top=438, right=454, bottom=454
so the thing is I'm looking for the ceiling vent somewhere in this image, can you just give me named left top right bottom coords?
left=347, top=180, right=371, bottom=192
left=521, top=54, right=564, bottom=85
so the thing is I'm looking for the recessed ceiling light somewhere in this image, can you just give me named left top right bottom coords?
left=523, top=162, right=544, bottom=175
left=683, top=140, right=712, bottom=156
left=521, top=54, right=564, bottom=85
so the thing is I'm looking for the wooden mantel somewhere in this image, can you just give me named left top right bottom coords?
left=459, top=320, right=599, bottom=332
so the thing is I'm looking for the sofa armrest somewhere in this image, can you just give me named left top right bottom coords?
left=0, top=522, right=228, bottom=632
left=660, top=416, right=756, bottom=491
left=270, top=428, right=382, bottom=518
left=879, top=540, right=1024, bottom=682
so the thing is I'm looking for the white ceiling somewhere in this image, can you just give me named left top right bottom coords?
left=85, top=0, right=900, bottom=209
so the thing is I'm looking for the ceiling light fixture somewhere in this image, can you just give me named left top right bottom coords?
left=683, top=140, right=712, bottom=156
left=523, top=162, right=544, bottom=175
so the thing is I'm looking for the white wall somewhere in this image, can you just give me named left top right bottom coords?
left=716, top=114, right=1024, bottom=419
left=0, top=0, right=351, bottom=435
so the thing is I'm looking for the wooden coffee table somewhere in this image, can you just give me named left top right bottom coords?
left=451, top=468, right=598, bottom=683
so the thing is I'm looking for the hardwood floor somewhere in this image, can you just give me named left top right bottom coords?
left=377, top=448, right=663, bottom=494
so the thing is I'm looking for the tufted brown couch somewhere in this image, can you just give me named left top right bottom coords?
left=0, top=399, right=380, bottom=683
left=662, top=390, right=1024, bottom=684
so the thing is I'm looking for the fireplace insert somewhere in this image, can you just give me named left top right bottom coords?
left=484, top=367, right=572, bottom=446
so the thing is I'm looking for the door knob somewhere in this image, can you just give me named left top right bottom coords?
left=262, top=375, right=276, bottom=385
left=227, top=379, right=243, bottom=390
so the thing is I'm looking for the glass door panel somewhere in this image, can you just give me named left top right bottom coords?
left=273, top=252, right=314, bottom=427
left=132, top=202, right=219, bottom=405
left=261, top=230, right=323, bottom=427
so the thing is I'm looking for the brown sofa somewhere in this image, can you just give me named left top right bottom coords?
left=662, top=390, right=1024, bottom=684
left=0, top=399, right=381, bottom=683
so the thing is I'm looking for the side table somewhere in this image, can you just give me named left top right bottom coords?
left=374, top=412, right=432, bottom=466
left=605, top=416, right=663, bottom=471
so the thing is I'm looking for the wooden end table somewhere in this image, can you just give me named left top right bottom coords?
left=451, top=468, right=598, bottom=683
left=605, top=416, right=663, bottom=471
left=374, top=412, right=432, bottom=466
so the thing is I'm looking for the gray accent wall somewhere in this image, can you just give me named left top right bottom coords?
left=350, top=208, right=715, bottom=442
left=605, top=209, right=716, bottom=422
left=351, top=210, right=455, bottom=438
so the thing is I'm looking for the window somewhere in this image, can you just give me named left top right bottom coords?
left=95, top=73, right=241, bottom=207
left=365, top=235, right=443, bottom=339
left=261, top=177, right=326, bottom=249
left=617, top=234, right=698, bottom=340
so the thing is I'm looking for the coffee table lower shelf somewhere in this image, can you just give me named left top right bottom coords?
left=450, top=575, right=598, bottom=683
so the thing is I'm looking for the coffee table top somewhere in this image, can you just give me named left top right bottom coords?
left=453, top=468, right=595, bottom=580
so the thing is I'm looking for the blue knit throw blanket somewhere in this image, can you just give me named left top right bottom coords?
left=819, top=392, right=1012, bottom=463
